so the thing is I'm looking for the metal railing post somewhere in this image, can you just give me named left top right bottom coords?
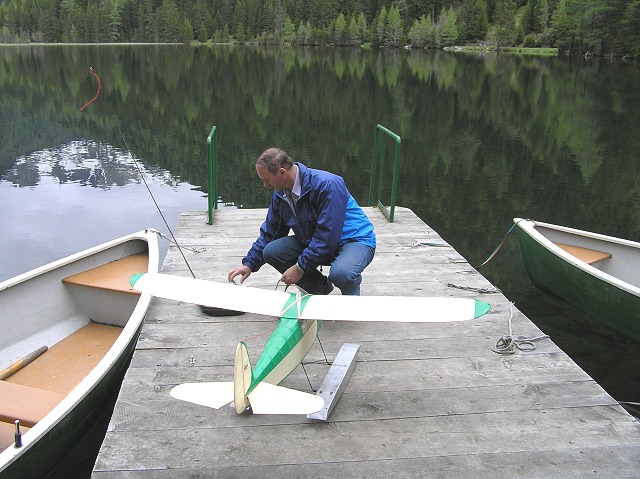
left=207, top=125, right=218, bottom=225
left=369, top=124, right=401, bottom=222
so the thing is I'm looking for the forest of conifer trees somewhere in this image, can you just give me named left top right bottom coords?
left=0, top=0, right=638, bottom=57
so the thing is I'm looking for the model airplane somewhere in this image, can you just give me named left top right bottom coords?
left=131, top=272, right=491, bottom=416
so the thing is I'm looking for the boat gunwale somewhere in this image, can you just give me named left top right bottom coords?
left=0, top=230, right=157, bottom=293
left=514, top=218, right=640, bottom=296
left=0, top=229, right=160, bottom=471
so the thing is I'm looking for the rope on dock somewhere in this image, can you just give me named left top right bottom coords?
left=151, top=229, right=206, bottom=253
left=492, top=302, right=550, bottom=354
left=411, top=241, right=449, bottom=247
left=447, top=283, right=501, bottom=294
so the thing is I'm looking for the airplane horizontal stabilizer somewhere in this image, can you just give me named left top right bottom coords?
left=248, top=382, right=325, bottom=415
left=170, top=382, right=234, bottom=409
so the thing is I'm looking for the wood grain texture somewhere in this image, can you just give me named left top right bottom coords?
left=94, top=207, right=640, bottom=478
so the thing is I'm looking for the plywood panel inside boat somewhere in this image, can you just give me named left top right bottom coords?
left=555, top=243, right=612, bottom=264
left=62, top=252, right=148, bottom=295
left=5, top=323, right=121, bottom=394
left=0, top=381, right=65, bottom=427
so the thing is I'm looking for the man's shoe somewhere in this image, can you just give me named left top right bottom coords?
left=316, top=277, right=334, bottom=295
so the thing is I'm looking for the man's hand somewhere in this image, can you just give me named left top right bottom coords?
left=281, top=264, right=303, bottom=286
left=228, top=265, right=252, bottom=284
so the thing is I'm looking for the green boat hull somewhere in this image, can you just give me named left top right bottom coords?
left=516, top=226, right=640, bottom=343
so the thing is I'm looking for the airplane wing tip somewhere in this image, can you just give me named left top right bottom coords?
left=130, top=272, right=145, bottom=288
left=474, top=300, right=491, bottom=318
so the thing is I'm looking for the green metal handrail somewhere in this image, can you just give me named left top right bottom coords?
left=207, top=125, right=218, bottom=225
left=368, top=124, right=401, bottom=222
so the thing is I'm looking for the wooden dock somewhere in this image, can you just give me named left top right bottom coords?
left=94, top=207, right=640, bottom=478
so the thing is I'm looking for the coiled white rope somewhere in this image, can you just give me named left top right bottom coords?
left=492, top=302, right=550, bottom=354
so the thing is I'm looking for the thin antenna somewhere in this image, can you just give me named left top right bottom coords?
left=113, top=116, right=196, bottom=279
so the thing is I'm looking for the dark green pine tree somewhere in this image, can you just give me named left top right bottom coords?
left=458, top=0, right=489, bottom=42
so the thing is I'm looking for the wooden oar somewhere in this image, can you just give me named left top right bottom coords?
left=0, top=346, right=48, bottom=380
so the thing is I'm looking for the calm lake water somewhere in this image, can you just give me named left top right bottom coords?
left=1, top=45, right=639, bottom=473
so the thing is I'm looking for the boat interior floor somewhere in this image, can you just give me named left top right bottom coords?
left=0, top=323, right=121, bottom=452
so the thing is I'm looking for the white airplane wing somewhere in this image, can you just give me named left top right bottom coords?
left=131, top=273, right=490, bottom=322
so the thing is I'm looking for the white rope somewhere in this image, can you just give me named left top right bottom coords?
left=492, top=302, right=550, bottom=354
left=149, top=228, right=206, bottom=253
left=411, top=241, right=449, bottom=248
left=448, top=283, right=502, bottom=294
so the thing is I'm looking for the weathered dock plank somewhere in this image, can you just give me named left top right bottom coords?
left=94, top=207, right=640, bottom=478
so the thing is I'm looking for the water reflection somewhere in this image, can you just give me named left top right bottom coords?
left=1, top=45, right=638, bottom=415
left=5, top=140, right=190, bottom=189
left=0, top=139, right=204, bottom=282
left=10, top=141, right=115, bottom=187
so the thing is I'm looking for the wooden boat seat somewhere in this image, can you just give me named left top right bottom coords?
left=555, top=243, right=612, bottom=265
left=62, top=252, right=148, bottom=295
left=0, top=419, right=31, bottom=453
left=0, top=381, right=65, bottom=428
left=4, top=323, right=122, bottom=395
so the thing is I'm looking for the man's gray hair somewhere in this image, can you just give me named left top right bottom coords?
left=256, top=147, right=294, bottom=174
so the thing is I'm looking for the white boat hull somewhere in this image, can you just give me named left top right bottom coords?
left=0, top=229, right=160, bottom=478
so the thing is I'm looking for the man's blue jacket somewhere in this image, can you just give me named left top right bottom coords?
left=243, top=162, right=376, bottom=273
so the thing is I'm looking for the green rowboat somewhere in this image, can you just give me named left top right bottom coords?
left=514, top=218, right=640, bottom=342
